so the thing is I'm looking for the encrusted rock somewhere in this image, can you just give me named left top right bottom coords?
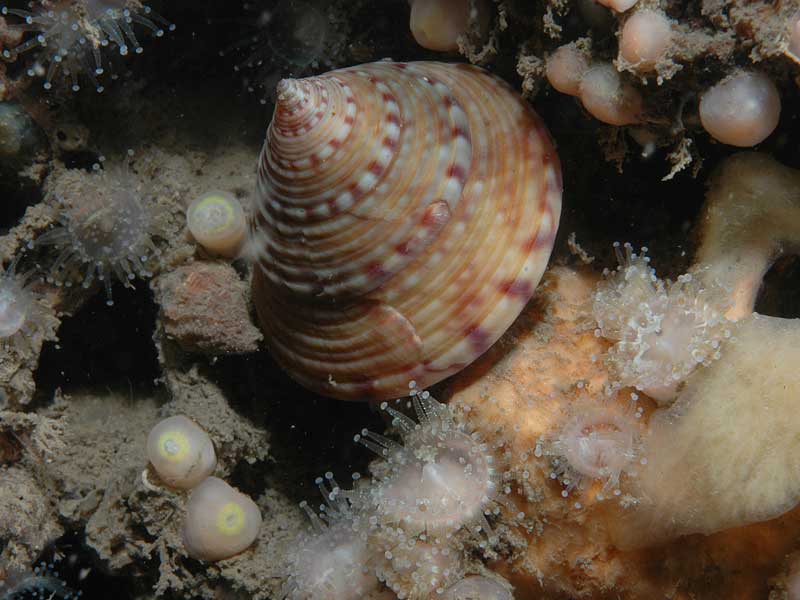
left=155, top=261, right=262, bottom=355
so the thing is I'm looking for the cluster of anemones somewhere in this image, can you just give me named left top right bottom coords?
left=283, top=385, right=516, bottom=599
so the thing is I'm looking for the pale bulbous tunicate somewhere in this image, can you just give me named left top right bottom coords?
left=146, top=415, right=217, bottom=489
left=182, top=477, right=262, bottom=561
left=187, top=191, right=246, bottom=258
left=546, top=44, right=589, bottom=96
left=699, top=71, right=781, bottom=147
left=596, top=0, right=638, bottom=12
left=579, top=63, right=643, bottom=125
left=409, top=0, right=488, bottom=52
left=619, top=10, right=672, bottom=69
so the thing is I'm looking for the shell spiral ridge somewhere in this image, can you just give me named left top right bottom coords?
left=251, top=61, right=562, bottom=400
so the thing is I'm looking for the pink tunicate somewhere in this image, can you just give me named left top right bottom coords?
left=547, top=45, right=590, bottom=96
left=699, top=71, right=781, bottom=147
left=619, top=10, right=672, bottom=69
left=596, top=0, right=639, bottom=12
left=579, top=64, right=643, bottom=125
left=409, top=0, right=489, bottom=52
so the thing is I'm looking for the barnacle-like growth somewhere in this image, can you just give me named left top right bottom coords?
left=1, top=0, right=175, bottom=92
left=592, top=242, right=732, bottom=403
left=282, top=473, right=380, bottom=600
left=354, top=387, right=510, bottom=540
left=0, top=260, right=48, bottom=352
left=536, top=394, right=644, bottom=501
left=34, top=158, right=161, bottom=306
left=607, top=154, right=800, bottom=548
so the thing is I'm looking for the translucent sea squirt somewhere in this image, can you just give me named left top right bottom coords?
left=186, top=191, right=246, bottom=258
left=182, top=477, right=262, bottom=561
left=146, top=415, right=217, bottom=489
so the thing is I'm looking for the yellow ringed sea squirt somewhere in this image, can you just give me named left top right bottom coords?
left=187, top=191, right=247, bottom=258
left=181, top=476, right=262, bottom=562
left=146, top=415, right=217, bottom=490
left=249, top=60, right=563, bottom=400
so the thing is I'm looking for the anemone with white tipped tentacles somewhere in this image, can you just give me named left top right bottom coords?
left=1, top=0, right=174, bottom=92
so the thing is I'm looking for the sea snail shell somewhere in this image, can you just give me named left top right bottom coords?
left=250, top=61, right=562, bottom=400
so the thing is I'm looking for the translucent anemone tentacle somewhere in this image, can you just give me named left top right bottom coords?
left=0, top=2, right=174, bottom=92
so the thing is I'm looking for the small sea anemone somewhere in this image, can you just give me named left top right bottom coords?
left=536, top=394, right=645, bottom=502
left=592, top=242, right=732, bottom=402
left=1, top=0, right=175, bottom=92
left=33, top=155, right=161, bottom=306
left=282, top=473, right=380, bottom=600
left=0, top=559, right=82, bottom=600
left=0, top=259, right=49, bottom=352
left=354, top=386, right=511, bottom=541
left=372, top=533, right=462, bottom=599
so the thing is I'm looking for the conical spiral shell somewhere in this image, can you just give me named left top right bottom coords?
left=251, top=61, right=562, bottom=400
